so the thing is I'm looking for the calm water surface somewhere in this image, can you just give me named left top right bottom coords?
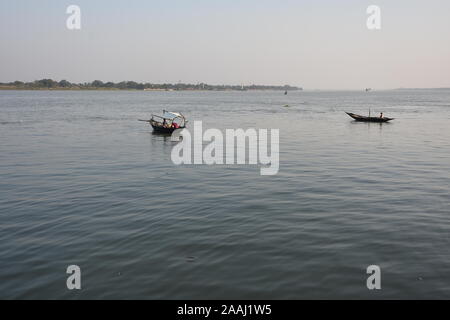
left=0, top=89, right=449, bottom=299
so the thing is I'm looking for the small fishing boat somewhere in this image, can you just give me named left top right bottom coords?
left=346, top=112, right=394, bottom=123
left=139, top=110, right=186, bottom=133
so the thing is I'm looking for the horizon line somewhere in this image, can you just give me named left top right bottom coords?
left=1, top=79, right=449, bottom=91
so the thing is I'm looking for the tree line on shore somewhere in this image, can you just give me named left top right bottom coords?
left=0, top=79, right=301, bottom=91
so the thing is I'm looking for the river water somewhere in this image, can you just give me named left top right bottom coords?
left=0, top=89, right=449, bottom=299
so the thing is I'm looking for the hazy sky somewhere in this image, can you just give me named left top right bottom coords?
left=1, top=0, right=449, bottom=89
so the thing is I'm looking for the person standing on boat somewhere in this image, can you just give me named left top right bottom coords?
left=380, top=112, right=383, bottom=118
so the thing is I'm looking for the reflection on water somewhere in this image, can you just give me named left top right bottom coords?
left=348, top=120, right=390, bottom=135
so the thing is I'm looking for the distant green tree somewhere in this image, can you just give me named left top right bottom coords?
left=117, top=81, right=127, bottom=89
left=91, top=80, right=104, bottom=87
left=59, top=80, right=71, bottom=87
left=126, top=81, right=139, bottom=89
left=35, top=79, right=58, bottom=88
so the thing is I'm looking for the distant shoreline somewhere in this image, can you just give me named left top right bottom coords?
left=0, top=87, right=299, bottom=92
left=0, top=79, right=302, bottom=92
left=2, top=86, right=449, bottom=92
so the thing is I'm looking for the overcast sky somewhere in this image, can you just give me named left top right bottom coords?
left=1, top=0, right=449, bottom=89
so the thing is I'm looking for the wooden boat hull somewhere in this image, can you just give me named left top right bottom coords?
left=151, top=125, right=176, bottom=134
left=346, top=112, right=393, bottom=123
left=150, top=120, right=184, bottom=134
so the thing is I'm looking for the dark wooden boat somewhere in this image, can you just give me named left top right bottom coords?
left=140, top=110, right=186, bottom=133
left=346, top=112, right=394, bottom=123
